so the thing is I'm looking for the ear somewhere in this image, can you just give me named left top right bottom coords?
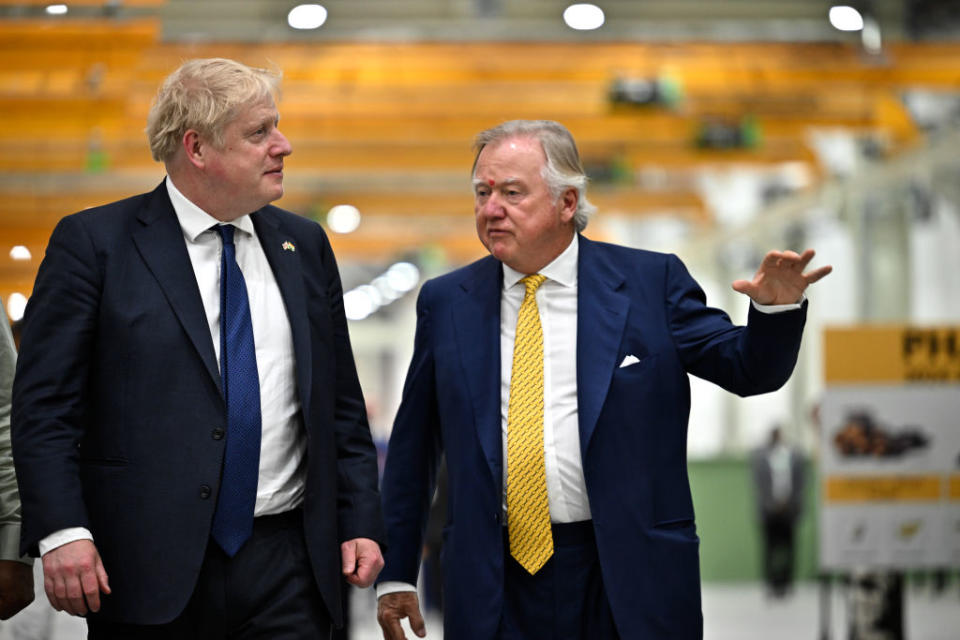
left=559, top=187, right=578, bottom=224
left=182, top=129, right=206, bottom=169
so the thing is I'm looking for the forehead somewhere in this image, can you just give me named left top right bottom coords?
left=475, top=136, right=546, bottom=178
left=227, top=97, right=278, bottom=127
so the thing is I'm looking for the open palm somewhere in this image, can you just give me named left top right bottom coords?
left=732, top=249, right=832, bottom=305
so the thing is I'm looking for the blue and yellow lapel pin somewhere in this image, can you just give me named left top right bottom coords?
left=282, top=241, right=296, bottom=252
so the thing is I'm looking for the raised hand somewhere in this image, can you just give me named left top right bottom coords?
left=732, top=249, right=832, bottom=305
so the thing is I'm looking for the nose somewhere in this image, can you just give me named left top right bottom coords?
left=479, top=192, right=505, bottom=218
left=272, top=129, right=293, bottom=157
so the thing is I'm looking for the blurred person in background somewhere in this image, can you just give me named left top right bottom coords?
left=0, top=308, right=33, bottom=620
left=12, top=58, right=384, bottom=639
left=376, top=119, right=831, bottom=640
left=751, top=425, right=806, bottom=598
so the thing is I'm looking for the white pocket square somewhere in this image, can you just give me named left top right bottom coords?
left=619, top=354, right=641, bottom=368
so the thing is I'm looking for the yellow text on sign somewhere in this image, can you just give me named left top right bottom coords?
left=950, top=475, right=960, bottom=501
left=825, top=475, right=942, bottom=503
left=825, top=326, right=960, bottom=383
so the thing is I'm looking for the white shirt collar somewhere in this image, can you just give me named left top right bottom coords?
left=165, top=176, right=255, bottom=241
left=502, top=234, right=578, bottom=291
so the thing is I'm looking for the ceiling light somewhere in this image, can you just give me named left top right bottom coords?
left=326, top=204, right=361, bottom=234
left=6, top=293, right=27, bottom=322
left=563, top=4, right=605, bottom=31
left=829, top=6, right=864, bottom=31
left=9, top=246, right=31, bottom=261
left=45, top=4, right=68, bottom=15
left=288, top=4, right=328, bottom=30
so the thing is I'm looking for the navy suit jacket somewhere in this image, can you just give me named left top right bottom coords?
left=378, top=235, right=806, bottom=639
left=12, top=182, right=385, bottom=625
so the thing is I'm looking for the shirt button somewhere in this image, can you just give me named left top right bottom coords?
left=199, top=485, right=212, bottom=499
left=212, top=428, right=225, bottom=440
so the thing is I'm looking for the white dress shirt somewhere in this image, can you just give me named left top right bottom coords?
left=39, top=177, right=305, bottom=555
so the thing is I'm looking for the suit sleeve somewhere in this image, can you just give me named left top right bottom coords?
left=377, top=283, right=442, bottom=585
left=665, top=253, right=806, bottom=397
left=316, top=229, right=387, bottom=545
left=12, top=215, right=100, bottom=556
left=0, top=303, right=30, bottom=564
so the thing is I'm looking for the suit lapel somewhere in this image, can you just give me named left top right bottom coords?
left=452, top=257, right=503, bottom=489
left=132, top=183, right=222, bottom=392
left=577, top=236, right=629, bottom=454
left=251, top=209, right=312, bottom=416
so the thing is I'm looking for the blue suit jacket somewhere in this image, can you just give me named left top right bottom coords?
left=378, top=235, right=806, bottom=639
left=12, top=182, right=385, bottom=625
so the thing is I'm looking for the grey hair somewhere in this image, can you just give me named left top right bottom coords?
left=146, top=58, right=281, bottom=163
left=472, top=119, right=597, bottom=232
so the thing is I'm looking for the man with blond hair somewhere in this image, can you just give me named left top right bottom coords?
left=376, top=120, right=831, bottom=639
left=13, top=57, right=384, bottom=638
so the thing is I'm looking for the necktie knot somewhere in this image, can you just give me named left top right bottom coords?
left=217, top=224, right=236, bottom=246
left=520, top=274, right=547, bottom=297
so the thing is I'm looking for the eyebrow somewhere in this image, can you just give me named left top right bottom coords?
left=472, top=177, right=522, bottom=188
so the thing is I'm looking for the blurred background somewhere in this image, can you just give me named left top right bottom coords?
left=2, top=0, right=960, bottom=638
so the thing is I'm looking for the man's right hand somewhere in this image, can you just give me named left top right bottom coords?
left=41, top=539, right=110, bottom=616
left=377, top=591, right=426, bottom=640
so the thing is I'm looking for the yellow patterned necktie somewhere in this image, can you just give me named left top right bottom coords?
left=507, top=273, right=553, bottom=575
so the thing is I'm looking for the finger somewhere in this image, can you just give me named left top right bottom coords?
left=409, top=604, right=427, bottom=638
left=80, top=568, right=101, bottom=612
left=795, top=248, right=816, bottom=271
left=353, top=547, right=384, bottom=587
left=803, top=264, right=833, bottom=285
left=64, top=575, right=88, bottom=616
left=341, top=541, right=357, bottom=577
left=96, top=558, right=111, bottom=595
left=377, top=609, right=406, bottom=640
left=731, top=279, right=757, bottom=298
left=345, top=571, right=364, bottom=587
left=45, top=578, right=63, bottom=612
left=761, top=251, right=782, bottom=270
left=780, top=250, right=801, bottom=263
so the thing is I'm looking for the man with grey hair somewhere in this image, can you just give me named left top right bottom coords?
left=376, top=119, right=831, bottom=639
left=13, top=57, right=385, bottom=638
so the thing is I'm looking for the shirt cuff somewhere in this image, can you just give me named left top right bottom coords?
left=751, top=294, right=805, bottom=314
left=0, top=524, right=32, bottom=565
left=39, top=527, right=93, bottom=556
left=376, top=581, right=418, bottom=599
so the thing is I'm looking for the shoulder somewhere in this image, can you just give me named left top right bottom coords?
left=579, top=235, right=680, bottom=278
left=51, top=187, right=164, bottom=246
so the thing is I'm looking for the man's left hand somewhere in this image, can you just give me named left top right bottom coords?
left=0, top=560, right=34, bottom=619
left=340, top=537, right=384, bottom=588
left=732, top=249, right=832, bottom=305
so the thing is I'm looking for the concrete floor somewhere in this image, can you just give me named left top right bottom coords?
left=3, top=563, right=959, bottom=639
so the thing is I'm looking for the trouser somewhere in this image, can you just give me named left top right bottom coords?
left=498, top=521, right=620, bottom=640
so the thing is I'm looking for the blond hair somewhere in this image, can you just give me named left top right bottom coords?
left=146, top=58, right=281, bottom=163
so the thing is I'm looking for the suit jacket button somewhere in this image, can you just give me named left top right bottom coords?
left=212, top=428, right=225, bottom=440
left=199, top=485, right=212, bottom=499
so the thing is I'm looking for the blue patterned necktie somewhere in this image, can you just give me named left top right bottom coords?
left=211, top=224, right=262, bottom=557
